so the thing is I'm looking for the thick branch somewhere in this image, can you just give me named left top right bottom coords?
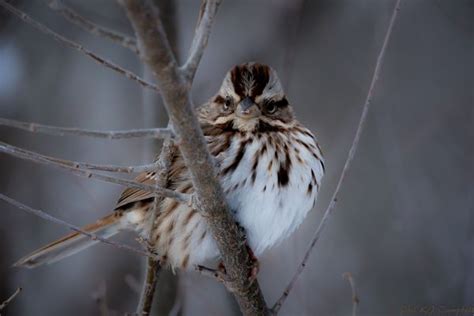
left=0, top=1, right=158, bottom=91
left=0, top=287, right=22, bottom=312
left=47, top=0, right=139, bottom=54
left=0, top=193, right=157, bottom=259
left=0, top=141, right=190, bottom=204
left=0, top=118, right=174, bottom=140
left=181, top=0, right=221, bottom=82
left=271, top=0, right=402, bottom=313
left=119, top=1, right=268, bottom=314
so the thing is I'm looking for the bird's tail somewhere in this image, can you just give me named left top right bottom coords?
left=14, top=212, right=124, bottom=268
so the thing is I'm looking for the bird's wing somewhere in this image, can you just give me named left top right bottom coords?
left=114, top=171, right=157, bottom=209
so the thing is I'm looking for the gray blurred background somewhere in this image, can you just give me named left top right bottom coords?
left=0, top=0, right=473, bottom=315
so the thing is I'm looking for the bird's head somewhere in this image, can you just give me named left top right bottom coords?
left=201, top=62, right=295, bottom=133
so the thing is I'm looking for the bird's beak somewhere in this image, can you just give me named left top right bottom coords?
left=236, top=97, right=260, bottom=119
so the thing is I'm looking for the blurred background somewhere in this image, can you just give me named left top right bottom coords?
left=0, top=0, right=473, bottom=315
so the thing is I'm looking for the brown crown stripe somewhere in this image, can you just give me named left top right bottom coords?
left=250, top=64, right=271, bottom=97
left=230, top=63, right=270, bottom=98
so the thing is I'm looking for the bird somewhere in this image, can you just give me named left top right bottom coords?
left=14, top=62, right=325, bottom=272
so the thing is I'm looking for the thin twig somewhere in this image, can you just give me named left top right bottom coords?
left=195, top=265, right=226, bottom=282
left=0, top=0, right=159, bottom=91
left=0, top=136, right=157, bottom=174
left=0, top=117, right=174, bottom=140
left=120, top=0, right=268, bottom=314
left=0, top=193, right=158, bottom=260
left=271, top=0, right=402, bottom=313
left=181, top=0, right=221, bottom=82
left=0, top=141, right=190, bottom=204
left=136, top=139, right=176, bottom=315
left=343, top=272, right=359, bottom=316
left=0, top=287, right=22, bottom=312
left=47, top=0, right=139, bottom=54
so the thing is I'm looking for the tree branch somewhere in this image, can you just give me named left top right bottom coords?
left=0, top=193, right=157, bottom=259
left=343, top=272, right=359, bottom=316
left=136, top=139, right=176, bottom=315
left=181, top=0, right=221, bottom=82
left=0, top=138, right=155, bottom=174
left=0, top=118, right=174, bottom=140
left=47, top=0, right=139, bottom=54
left=0, top=0, right=158, bottom=91
left=271, top=0, right=402, bottom=313
left=118, top=0, right=269, bottom=314
left=0, top=287, right=22, bottom=312
left=0, top=141, right=190, bottom=204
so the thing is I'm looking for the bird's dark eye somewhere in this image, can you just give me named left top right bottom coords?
left=266, top=102, right=277, bottom=114
left=223, top=96, right=232, bottom=110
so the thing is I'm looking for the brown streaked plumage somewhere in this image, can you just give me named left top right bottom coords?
left=15, top=62, right=325, bottom=271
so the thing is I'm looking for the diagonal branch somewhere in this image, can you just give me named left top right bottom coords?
left=271, top=0, right=402, bottom=313
left=0, top=287, right=22, bottom=312
left=181, top=0, right=221, bottom=82
left=0, top=141, right=190, bottom=204
left=118, top=0, right=269, bottom=315
left=0, top=118, right=174, bottom=140
left=47, top=0, right=139, bottom=54
left=0, top=0, right=158, bottom=91
left=0, top=193, right=157, bottom=259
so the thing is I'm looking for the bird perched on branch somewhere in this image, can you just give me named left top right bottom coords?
left=15, top=62, right=325, bottom=273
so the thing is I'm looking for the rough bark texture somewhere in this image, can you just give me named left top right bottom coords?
left=119, top=1, right=269, bottom=314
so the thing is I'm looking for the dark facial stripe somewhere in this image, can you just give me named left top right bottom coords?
left=201, top=121, right=236, bottom=136
left=256, top=120, right=288, bottom=133
left=269, top=97, right=289, bottom=109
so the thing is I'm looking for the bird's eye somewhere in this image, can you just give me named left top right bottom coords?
left=223, top=96, right=232, bottom=110
left=266, top=102, right=277, bottom=114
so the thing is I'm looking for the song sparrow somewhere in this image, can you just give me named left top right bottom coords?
left=15, top=62, right=325, bottom=271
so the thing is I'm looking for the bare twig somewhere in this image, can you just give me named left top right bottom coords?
left=0, top=137, right=156, bottom=174
left=0, top=141, right=190, bottom=204
left=195, top=265, right=226, bottom=282
left=0, top=287, right=22, bottom=312
left=343, top=272, right=359, bottom=316
left=136, top=139, right=176, bottom=315
left=271, top=0, right=402, bottom=313
left=0, top=193, right=158, bottom=259
left=181, top=0, right=221, bottom=82
left=0, top=117, right=174, bottom=140
left=0, top=0, right=159, bottom=91
left=119, top=0, right=268, bottom=314
left=47, top=0, right=139, bottom=54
